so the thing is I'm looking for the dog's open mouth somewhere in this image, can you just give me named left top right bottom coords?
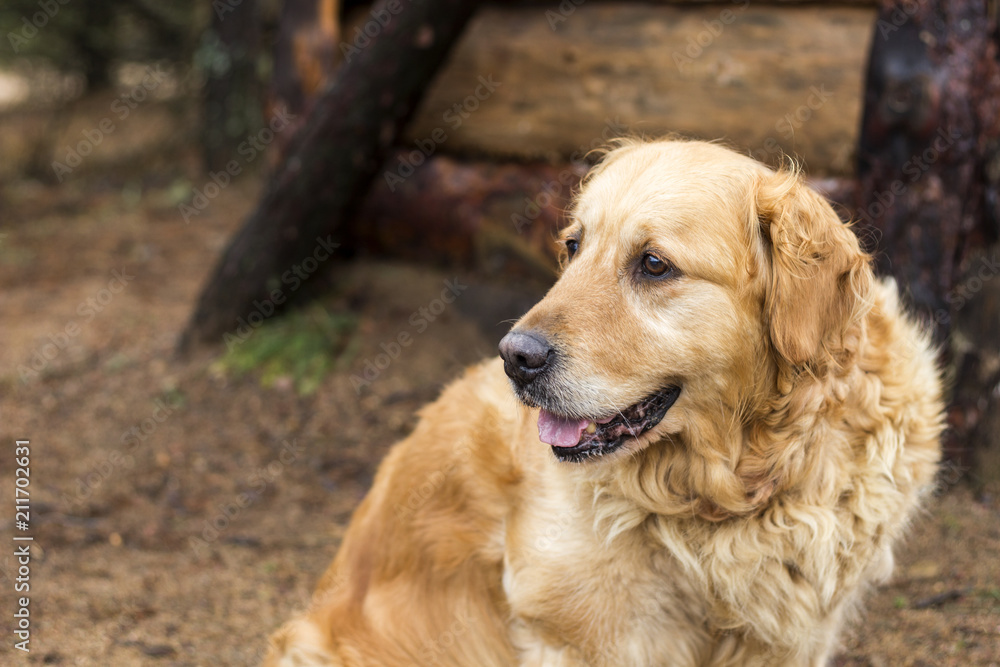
left=537, top=386, right=681, bottom=462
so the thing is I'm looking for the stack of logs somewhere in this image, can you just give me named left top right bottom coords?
left=185, top=0, right=1000, bottom=490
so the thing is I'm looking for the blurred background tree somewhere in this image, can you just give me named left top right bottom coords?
left=196, top=0, right=264, bottom=172
left=0, top=0, right=197, bottom=88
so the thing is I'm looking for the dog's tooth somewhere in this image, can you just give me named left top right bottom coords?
left=585, top=422, right=597, bottom=434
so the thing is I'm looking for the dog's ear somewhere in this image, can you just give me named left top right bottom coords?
left=755, top=168, right=873, bottom=366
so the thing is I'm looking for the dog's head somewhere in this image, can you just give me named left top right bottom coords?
left=499, top=139, right=873, bottom=516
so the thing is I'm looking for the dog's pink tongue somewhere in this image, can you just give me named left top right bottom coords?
left=537, top=410, right=589, bottom=448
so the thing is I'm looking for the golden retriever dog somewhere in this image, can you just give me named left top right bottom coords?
left=267, top=139, right=944, bottom=666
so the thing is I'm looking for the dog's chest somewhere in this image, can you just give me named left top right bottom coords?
left=502, top=481, right=708, bottom=665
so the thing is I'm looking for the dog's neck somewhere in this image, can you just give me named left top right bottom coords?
left=562, top=316, right=873, bottom=526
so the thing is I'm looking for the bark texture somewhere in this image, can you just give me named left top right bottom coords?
left=181, top=0, right=483, bottom=349
left=856, top=0, right=1000, bottom=478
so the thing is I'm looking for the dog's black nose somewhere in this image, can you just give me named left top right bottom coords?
left=499, top=330, right=553, bottom=385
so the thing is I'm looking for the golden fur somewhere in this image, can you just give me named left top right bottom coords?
left=267, top=139, right=944, bottom=666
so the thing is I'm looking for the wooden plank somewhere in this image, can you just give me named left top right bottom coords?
left=406, top=3, right=875, bottom=176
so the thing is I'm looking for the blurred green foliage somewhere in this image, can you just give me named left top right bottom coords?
left=215, top=304, right=360, bottom=396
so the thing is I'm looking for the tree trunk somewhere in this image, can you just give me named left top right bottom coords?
left=950, top=245, right=1000, bottom=496
left=270, top=0, right=339, bottom=116
left=74, top=1, right=117, bottom=89
left=180, top=0, right=483, bottom=350
left=352, top=151, right=585, bottom=278
left=267, top=0, right=340, bottom=165
left=855, top=0, right=1000, bottom=476
left=202, top=0, right=263, bottom=173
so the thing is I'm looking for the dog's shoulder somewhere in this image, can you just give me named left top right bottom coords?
left=409, top=356, right=527, bottom=491
left=354, top=357, right=525, bottom=567
left=267, top=359, right=526, bottom=666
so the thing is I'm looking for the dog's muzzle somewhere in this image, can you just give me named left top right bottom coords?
left=498, top=330, right=554, bottom=387
left=499, top=329, right=681, bottom=462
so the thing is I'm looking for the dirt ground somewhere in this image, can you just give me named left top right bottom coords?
left=1, top=90, right=999, bottom=667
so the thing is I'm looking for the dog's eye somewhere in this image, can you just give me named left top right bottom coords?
left=641, top=253, right=672, bottom=277
left=565, top=239, right=579, bottom=260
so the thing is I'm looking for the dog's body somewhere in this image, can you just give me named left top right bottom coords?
left=268, top=140, right=944, bottom=666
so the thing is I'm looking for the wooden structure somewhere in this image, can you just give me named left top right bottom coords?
left=184, top=0, right=1000, bottom=488
left=408, top=3, right=874, bottom=176
left=181, top=0, right=483, bottom=349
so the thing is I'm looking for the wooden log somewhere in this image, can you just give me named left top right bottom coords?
left=353, top=151, right=586, bottom=277
left=507, top=1, right=877, bottom=4
left=506, top=1, right=878, bottom=4
left=349, top=153, right=857, bottom=274
left=180, top=0, right=484, bottom=349
left=405, top=2, right=875, bottom=176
